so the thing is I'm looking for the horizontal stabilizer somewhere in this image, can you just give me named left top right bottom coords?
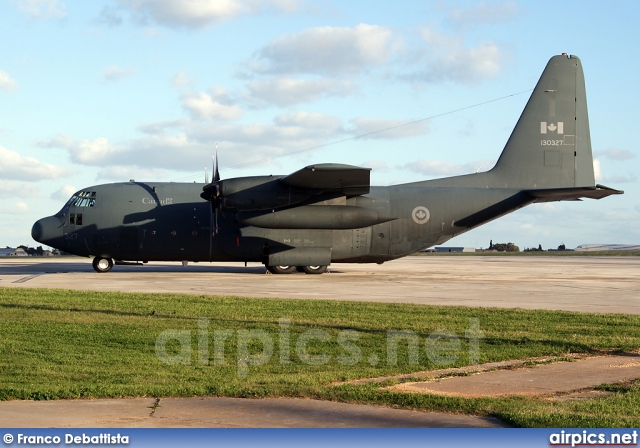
left=526, top=184, right=624, bottom=202
left=281, top=163, right=371, bottom=196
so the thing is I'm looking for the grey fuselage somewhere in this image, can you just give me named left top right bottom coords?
left=32, top=177, right=523, bottom=264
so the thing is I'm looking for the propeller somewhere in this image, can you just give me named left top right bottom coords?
left=201, top=150, right=223, bottom=234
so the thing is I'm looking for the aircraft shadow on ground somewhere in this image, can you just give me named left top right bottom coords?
left=2, top=262, right=346, bottom=275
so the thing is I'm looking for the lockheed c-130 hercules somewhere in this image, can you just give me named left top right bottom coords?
left=32, top=54, right=622, bottom=274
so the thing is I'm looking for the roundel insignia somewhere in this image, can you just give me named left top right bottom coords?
left=411, top=206, right=430, bottom=224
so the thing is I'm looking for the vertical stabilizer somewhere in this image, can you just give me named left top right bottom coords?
left=491, top=54, right=595, bottom=189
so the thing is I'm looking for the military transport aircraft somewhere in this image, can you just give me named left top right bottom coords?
left=32, top=54, right=622, bottom=274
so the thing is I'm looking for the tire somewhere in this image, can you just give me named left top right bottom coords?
left=266, top=265, right=296, bottom=274
left=302, top=265, right=328, bottom=275
left=92, top=256, right=113, bottom=273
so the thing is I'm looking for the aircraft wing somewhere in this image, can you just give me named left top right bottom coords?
left=280, top=163, right=371, bottom=196
left=526, top=184, right=624, bottom=202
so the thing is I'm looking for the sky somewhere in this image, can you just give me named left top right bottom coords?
left=1, top=0, right=639, bottom=250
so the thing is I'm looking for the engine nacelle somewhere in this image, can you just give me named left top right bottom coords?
left=203, top=176, right=320, bottom=210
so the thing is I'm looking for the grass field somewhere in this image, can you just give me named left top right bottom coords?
left=1, top=286, right=639, bottom=427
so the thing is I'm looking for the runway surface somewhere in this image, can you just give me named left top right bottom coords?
left=1, top=255, right=638, bottom=314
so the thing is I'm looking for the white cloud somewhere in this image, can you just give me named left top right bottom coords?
left=0, top=146, right=72, bottom=181
left=0, top=200, right=32, bottom=214
left=0, top=180, right=40, bottom=199
left=137, top=119, right=187, bottom=135
left=361, top=160, right=388, bottom=171
left=273, top=112, right=343, bottom=139
left=602, top=173, right=638, bottom=184
left=595, top=148, right=635, bottom=161
left=15, top=0, right=67, bottom=19
left=247, top=24, right=394, bottom=75
left=402, top=160, right=464, bottom=176
left=69, top=138, right=119, bottom=164
left=60, top=111, right=343, bottom=173
left=181, top=89, right=243, bottom=121
left=102, top=65, right=135, bottom=83
left=171, top=71, right=192, bottom=87
left=94, top=5, right=124, bottom=26
left=246, top=77, right=357, bottom=107
left=593, top=158, right=602, bottom=181
left=0, top=71, right=18, bottom=91
left=348, top=117, right=429, bottom=139
left=404, top=28, right=503, bottom=84
left=96, top=166, right=169, bottom=182
left=592, top=159, right=636, bottom=185
left=116, top=0, right=297, bottom=29
left=51, top=184, right=77, bottom=202
left=400, top=159, right=491, bottom=177
left=39, top=135, right=121, bottom=165
left=14, top=201, right=29, bottom=213
left=447, top=1, right=519, bottom=26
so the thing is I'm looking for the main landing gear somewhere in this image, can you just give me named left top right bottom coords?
left=92, top=256, right=114, bottom=273
left=267, top=265, right=328, bottom=275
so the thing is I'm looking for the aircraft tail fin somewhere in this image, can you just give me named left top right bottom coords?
left=491, top=54, right=597, bottom=190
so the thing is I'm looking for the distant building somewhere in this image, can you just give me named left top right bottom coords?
left=575, top=244, right=640, bottom=251
left=0, top=247, right=28, bottom=256
left=0, top=247, right=14, bottom=257
left=434, top=247, right=476, bottom=253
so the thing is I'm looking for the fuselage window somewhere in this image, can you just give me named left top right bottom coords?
left=69, top=213, right=83, bottom=225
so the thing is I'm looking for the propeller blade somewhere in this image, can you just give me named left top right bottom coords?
left=214, top=151, right=220, bottom=182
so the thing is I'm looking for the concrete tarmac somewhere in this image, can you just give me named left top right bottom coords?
left=0, top=397, right=505, bottom=428
left=1, top=255, right=638, bottom=314
left=389, top=354, right=640, bottom=398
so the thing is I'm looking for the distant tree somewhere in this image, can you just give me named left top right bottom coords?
left=538, top=244, right=543, bottom=251
left=558, top=244, right=566, bottom=251
left=505, top=242, right=520, bottom=252
left=493, top=242, right=520, bottom=252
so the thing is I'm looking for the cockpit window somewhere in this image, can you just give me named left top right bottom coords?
left=66, top=191, right=96, bottom=208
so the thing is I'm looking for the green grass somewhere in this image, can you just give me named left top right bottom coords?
left=1, top=287, right=639, bottom=427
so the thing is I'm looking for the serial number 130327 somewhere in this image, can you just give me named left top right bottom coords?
left=541, top=139, right=563, bottom=146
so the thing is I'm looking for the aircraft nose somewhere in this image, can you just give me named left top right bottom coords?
left=31, top=216, right=63, bottom=246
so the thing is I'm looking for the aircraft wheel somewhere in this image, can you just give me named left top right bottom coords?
left=92, top=256, right=113, bottom=273
left=302, top=265, right=328, bottom=275
left=266, top=265, right=296, bottom=274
